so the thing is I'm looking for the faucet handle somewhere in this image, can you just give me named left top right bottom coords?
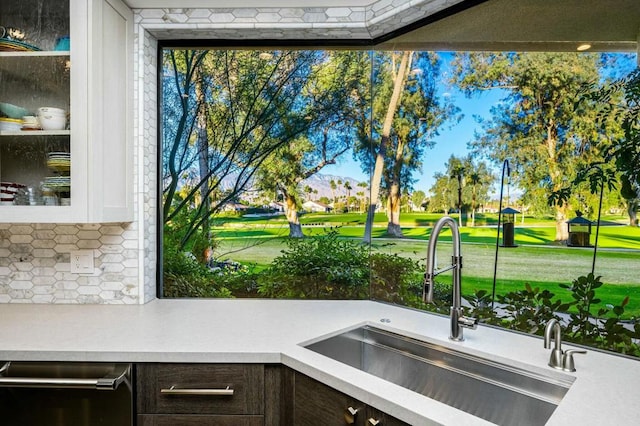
left=562, top=349, right=587, bottom=372
left=458, top=315, right=478, bottom=329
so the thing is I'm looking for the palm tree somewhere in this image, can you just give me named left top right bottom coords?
left=304, top=185, right=313, bottom=201
left=357, top=181, right=368, bottom=212
left=329, top=179, right=337, bottom=205
left=356, top=191, right=365, bottom=212
left=344, top=181, right=352, bottom=211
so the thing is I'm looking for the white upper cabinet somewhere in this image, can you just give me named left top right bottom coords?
left=0, top=0, right=133, bottom=223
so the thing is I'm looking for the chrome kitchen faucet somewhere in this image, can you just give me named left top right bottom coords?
left=423, top=216, right=478, bottom=341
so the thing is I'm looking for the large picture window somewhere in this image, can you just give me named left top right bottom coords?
left=160, top=46, right=640, bottom=357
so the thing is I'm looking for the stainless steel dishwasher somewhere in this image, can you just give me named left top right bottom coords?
left=0, top=361, right=132, bottom=425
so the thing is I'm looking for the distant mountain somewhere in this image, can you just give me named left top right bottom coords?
left=300, top=174, right=365, bottom=200
left=216, top=172, right=366, bottom=203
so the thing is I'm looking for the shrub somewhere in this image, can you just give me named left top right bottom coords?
left=162, top=242, right=232, bottom=298
left=466, top=289, right=496, bottom=323
left=465, top=274, right=640, bottom=357
left=258, top=230, right=369, bottom=299
left=216, top=266, right=262, bottom=298
left=369, top=253, right=453, bottom=314
left=561, top=273, right=640, bottom=355
left=370, top=253, right=424, bottom=307
left=495, top=283, right=568, bottom=335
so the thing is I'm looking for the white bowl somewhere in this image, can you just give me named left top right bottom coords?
left=38, top=107, right=66, bottom=116
left=38, top=114, right=66, bottom=130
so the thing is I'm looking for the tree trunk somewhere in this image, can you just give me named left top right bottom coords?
left=285, top=194, right=304, bottom=238
left=385, top=134, right=406, bottom=237
left=457, top=174, right=463, bottom=226
left=363, top=51, right=412, bottom=243
left=546, top=124, right=567, bottom=242
left=556, top=206, right=569, bottom=242
left=628, top=199, right=638, bottom=227
left=471, top=188, right=477, bottom=227
left=386, top=184, right=403, bottom=238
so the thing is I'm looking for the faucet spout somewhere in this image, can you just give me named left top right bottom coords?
left=424, top=216, right=477, bottom=341
left=544, top=319, right=564, bottom=369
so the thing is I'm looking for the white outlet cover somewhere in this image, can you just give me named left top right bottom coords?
left=70, top=250, right=95, bottom=274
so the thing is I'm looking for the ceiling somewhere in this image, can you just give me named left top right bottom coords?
left=123, top=0, right=639, bottom=54
left=378, top=0, right=640, bottom=52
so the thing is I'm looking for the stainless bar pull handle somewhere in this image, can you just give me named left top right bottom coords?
left=160, top=385, right=234, bottom=396
left=0, top=363, right=130, bottom=391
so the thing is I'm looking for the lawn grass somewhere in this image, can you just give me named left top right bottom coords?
left=215, top=231, right=640, bottom=317
left=209, top=210, right=640, bottom=316
left=213, top=220, right=640, bottom=249
left=216, top=211, right=630, bottom=227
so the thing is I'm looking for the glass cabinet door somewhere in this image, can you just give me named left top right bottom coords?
left=0, top=0, right=71, bottom=208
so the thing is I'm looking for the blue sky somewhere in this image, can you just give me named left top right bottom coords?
left=324, top=52, right=503, bottom=194
left=324, top=52, right=637, bottom=196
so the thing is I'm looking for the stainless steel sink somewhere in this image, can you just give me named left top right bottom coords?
left=304, top=325, right=574, bottom=426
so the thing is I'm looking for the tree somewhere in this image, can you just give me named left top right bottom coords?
left=453, top=52, right=608, bottom=241
left=343, top=181, right=353, bottom=211
left=329, top=179, right=337, bottom=204
left=429, top=172, right=454, bottom=213
left=318, top=196, right=331, bottom=205
left=256, top=51, right=370, bottom=237
left=357, top=181, right=369, bottom=212
left=304, top=185, right=313, bottom=201
left=358, top=51, right=459, bottom=240
left=411, top=190, right=426, bottom=211
left=162, top=50, right=356, bottom=250
left=467, top=160, right=494, bottom=226
left=581, top=67, right=640, bottom=226
left=429, top=155, right=494, bottom=220
left=449, top=155, right=465, bottom=224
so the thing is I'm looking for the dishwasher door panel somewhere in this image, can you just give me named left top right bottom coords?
left=0, top=362, right=132, bottom=426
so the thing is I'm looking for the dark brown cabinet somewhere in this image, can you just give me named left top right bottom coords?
left=290, top=370, right=410, bottom=426
left=136, top=364, right=409, bottom=426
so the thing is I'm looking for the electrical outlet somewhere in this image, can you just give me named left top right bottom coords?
left=70, top=250, right=94, bottom=274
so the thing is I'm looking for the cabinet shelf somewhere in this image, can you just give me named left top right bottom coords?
left=0, top=54, right=70, bottom=114
left=0, top=130, right=70, bottom=137
left=0, top=51, right=70, bottom=58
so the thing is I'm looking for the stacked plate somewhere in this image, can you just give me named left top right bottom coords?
left=43, top=176, right=70, bottom=192
left=1, top=181, right=26, bottom=205
left=0, top=38, right=41, bottom=52
left=46, top=151, right=71, bottom=172
left=0, top=117, right=22, bottom=131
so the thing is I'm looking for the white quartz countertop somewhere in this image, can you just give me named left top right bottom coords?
left=1, top=299, right=638, bottom=425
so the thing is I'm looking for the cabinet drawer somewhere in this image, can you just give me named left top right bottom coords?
left=137, top=364, right=264, bottom=415
left=138, top=414, right=263, bottom=426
